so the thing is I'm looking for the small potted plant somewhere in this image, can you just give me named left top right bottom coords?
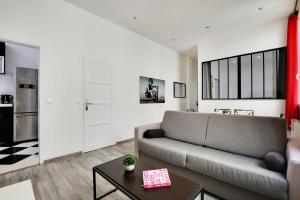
left=122, top=154, right=136, bottom=172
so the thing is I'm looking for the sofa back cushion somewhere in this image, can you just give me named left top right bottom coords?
left=161, top=111, right=209, bottom=145
left=206, top=114, right=287, bottom=159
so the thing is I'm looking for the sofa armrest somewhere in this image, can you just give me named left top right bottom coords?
left=286, top=137, right=300, bottom=200
left=134, top=122, right=162, bottom=157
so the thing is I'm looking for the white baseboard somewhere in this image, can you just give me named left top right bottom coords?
left=84, top=139, right=116, bottom=152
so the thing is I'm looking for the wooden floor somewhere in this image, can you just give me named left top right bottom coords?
left=0, top=141, right=215, bottom=200
left=0, top=141, right=135, bottom=200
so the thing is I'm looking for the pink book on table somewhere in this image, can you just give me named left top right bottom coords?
left=143, top=168, right=172, bottom=189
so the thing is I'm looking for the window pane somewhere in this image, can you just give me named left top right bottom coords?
left=210, top=61, right=219, bottom=99
left=264, top=51, right=277, bottom=98
left=219, top=59, right=228, bottom=98
left=229, top=57, right=238, bottom=98
left=241, top=55, right=251, bottom=98
left=252, top=53, right=264, bottom=98
left=202, top=62, right=210, bottom=99
left=277, top=48, right=286, bottom=98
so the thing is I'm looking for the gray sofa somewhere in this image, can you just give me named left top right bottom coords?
left=134, top=111, right=300, bottom=200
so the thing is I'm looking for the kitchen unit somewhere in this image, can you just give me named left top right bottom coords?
left=0, top=104, right=13, bottom=145
left=14, top=67, right=38, bottom=142
left=0, top=41, right=39, bottom=173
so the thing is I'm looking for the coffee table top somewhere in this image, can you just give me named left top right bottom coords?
left=94, top=156, right=202, bottom=200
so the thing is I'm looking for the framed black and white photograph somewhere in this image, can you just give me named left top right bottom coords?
left=173, top=82, right=186, bottom=98
left=140, top=76, right=165, bottom=103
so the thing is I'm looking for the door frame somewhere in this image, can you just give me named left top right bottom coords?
left=0, top=36, right=41, bottom=163
left=81, top=56, right=115, bottom=153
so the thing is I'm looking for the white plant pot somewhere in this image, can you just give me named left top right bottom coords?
left=125, top=165, right=135, bottom=171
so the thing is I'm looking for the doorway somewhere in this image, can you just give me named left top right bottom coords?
left=0, top=40, right=40, bottom=174
left=184, top=46, right=198, bottom=112
left=82, top=57, right=115, bottom=152
left=188, top=57, right=198, bottom=112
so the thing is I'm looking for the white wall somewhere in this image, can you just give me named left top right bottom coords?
left=0, top=43, right=39, bottom=95
left=0, top=73, right=13, bottom=95
left=0, top=0, right=185, bottom=161
left=198, top=19, right=287, bottom=117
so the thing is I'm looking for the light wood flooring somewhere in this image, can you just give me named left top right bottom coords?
left=0, top=141, right=215, bottom=200
left=0, top=141, right=135, bottom=200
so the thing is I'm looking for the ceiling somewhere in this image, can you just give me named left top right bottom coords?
left=65, top=0, right=296, bottom=54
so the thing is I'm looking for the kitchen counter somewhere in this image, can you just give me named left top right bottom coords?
left=0, top=105, right=13, bottom=144
left=0, top=104, right=13, bottom=107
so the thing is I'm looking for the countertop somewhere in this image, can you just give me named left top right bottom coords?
left=0, top=104, right=13, bottom=107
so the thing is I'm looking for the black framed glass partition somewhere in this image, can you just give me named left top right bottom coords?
left=228, top=57, right=238, bottom=99
left=240, top=55, right=251, bottom=98
left=219, top=59, right=228, bottom=99
left=210, top=61, right=219, bottom=99
left=202, top=47, right=286, bottom=100
left=202, top=62, right=211, bottom=99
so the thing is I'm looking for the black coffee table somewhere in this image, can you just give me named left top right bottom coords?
left=93, top=155, right=204, bottom=200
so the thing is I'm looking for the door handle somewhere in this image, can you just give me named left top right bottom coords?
left=15, top=113, right=38, bottom=117
left=85, top=101, right=94, bottom=111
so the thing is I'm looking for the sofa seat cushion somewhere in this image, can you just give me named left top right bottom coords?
left=186, top=147, right=288, bottom=200
left=139, top=137, right=199, bottom=167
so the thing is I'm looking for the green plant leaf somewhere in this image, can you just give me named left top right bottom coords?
left=122, top=154, right=136, bottom=166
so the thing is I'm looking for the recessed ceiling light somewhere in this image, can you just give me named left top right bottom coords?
left=205, top=26, right=210, bottom=29
left=133, top=16, right=137, bottom=20
left=258, top=7, right=263, bottom=11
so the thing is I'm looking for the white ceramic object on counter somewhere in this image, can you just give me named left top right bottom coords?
left=125, top=165, right=135, bottom=171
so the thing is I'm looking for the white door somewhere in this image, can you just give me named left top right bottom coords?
left=83, top=57, right=115, bottom=152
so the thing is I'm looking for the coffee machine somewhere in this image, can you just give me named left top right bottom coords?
left=1, top=95, right=13, bottom=104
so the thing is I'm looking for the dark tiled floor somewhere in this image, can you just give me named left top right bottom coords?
left=0, top=139, right=39, bottom=147
left=0, top=140, right=39, bottom=165
left=0, top=155, right=31, bottom=165
left=0, top=142, right=14, bottom=147
left=0, top=147, right=26, bottom=154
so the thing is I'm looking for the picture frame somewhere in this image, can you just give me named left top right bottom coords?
left=173, top=82, right=186, bottom=98
left=140, top=76, right=165, bottom=103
